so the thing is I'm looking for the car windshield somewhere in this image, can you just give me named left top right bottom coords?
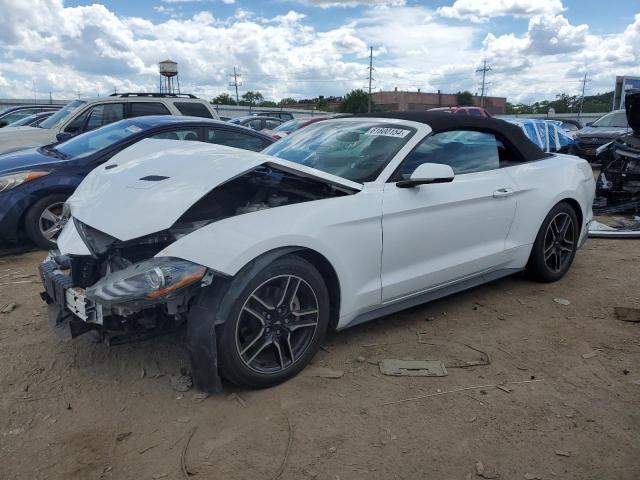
left=274, top=118, right=307, bottom=133
left=39, top=100, right=86, bottom=129
left=262, top=120, right=416, bottom=183
left=592, top=111, right=629, bottom=128
left=5, top=114, right=40, bottom=127
left=52, top=119, right=148, bottom=159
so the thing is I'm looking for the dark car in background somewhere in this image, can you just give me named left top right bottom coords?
left=428, top=106, right=492, bottom=117
left=547, top=118, right=583, bottom=138
left=4, top=111, right=55, bottom=128
left=0, top=104, right=61, bottom=128
left=572, top=110, right=630, bottom=163
left=0, top=116, right=274, bottom=249
left=229, top=115, right=285, bottom=131
left=261, top=115, right=339, bottom=140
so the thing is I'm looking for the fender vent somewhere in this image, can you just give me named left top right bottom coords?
left=139, top=175, right=170, bottom=182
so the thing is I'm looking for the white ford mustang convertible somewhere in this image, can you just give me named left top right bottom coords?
left=40, top=112, right=596, bottom=390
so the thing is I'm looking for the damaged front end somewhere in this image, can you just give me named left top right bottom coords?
left=39, top=162, right=353, bottom=391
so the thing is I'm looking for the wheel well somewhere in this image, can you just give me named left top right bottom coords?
left=291, top=248, right=341, bottom=331
left=560, top=198, right=583, bottom=234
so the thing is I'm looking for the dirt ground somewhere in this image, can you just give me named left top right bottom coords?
left=1, top=240, right=639, bottom=480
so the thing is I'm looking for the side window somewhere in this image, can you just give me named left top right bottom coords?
left=149, top=128, right=200, bottom=141
left=173, top=102, right=213, bottom=119
left=246, top=119, right=263, bottom=131
left=84, top=103, right=125, bottom=132
left=130, top=102, right=171, bottom=117
left=64, top=109, right=90, bottom=133
left=206, top=128, right=268, bottom=152
left=397, top=130, right=502, bottom=178
left=265, top=119, right=281, bottom=129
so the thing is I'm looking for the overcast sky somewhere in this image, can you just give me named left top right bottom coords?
left=0, top=0, right=639, bottom=104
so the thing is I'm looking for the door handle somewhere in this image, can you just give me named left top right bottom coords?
left=493, top=188, right=514, bottom=198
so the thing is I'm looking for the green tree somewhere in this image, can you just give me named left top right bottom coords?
left=456, top=90, right=474, bottom=106
left=211, top=93, right=236, bottom=105
left=316, top=96, right=330, bottom=112
left=339, top=89, right=370, bottom=114
left=278, top=97, right=297, bottom=106
left=259, top=100, right=277, bottom=107
left=240, top=91, right=264, bottom=106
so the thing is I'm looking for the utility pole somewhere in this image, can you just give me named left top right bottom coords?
left=229, top=67, right=242, bottom=105
left=476, top=60, right=491, bottom=108
left=367, top=46, right=374, bottom=113
left=578, top=72, right=590, bottom=120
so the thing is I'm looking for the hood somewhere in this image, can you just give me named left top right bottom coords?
left=577, top=126, right=628, bottom=139
left=0, top=126, right=56, bottom=155
left=0, top=147, right=66, bottom=174
left=627, top=91, right=640, bottom=135
left=68, top=138, right=362, bottom=241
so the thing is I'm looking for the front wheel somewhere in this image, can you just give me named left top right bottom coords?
left=215, top=255, right=330, bottom=389
left=23, top=194, right=69, bottom=250
left=526, top=202, right=579, bottom=282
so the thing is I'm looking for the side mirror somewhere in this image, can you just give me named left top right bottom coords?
left=585, top=122, right=593, bottom=127
left=56, top=132, right=73, bottom=143
left=0, top=121, right=7, bottom=128
left=396, top=163, right=455, bottom=188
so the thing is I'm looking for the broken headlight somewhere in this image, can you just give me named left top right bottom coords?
left=86, top=257, right=207, bottom=306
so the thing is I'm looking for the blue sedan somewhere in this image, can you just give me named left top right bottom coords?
left=0, top=115, right=274, bottom=249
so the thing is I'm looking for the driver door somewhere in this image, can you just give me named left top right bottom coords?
left=381, top=130, right=517, bottom=302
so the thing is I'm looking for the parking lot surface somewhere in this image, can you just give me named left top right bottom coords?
left=1, top=240, right=639, bottom=479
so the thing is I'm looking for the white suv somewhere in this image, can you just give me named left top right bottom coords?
left=0, top=93, right=219, bottom=155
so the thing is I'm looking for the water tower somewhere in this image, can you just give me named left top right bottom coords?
left=159, top=59, right=180, bottom=94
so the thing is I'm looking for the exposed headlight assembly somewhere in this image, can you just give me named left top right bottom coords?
left=86, top=257, right=207, bottom=307
left=0, top=171, right=49, bottom=193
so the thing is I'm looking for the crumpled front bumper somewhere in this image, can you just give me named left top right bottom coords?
left=39, top=252, right=96, bottom=340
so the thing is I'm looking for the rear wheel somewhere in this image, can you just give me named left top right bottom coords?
left=215, top=255, right=330, bottom=389
left=24, top=194, right=69, bottom=250
left=526, top=202, right=579, bottom=282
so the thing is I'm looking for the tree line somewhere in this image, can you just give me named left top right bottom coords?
left=506, top=91, right=614, bottom=114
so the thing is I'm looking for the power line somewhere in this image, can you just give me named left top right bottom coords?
left=229, top=67, right=242, bottom=104
left=367, top=46, right=375, bottom=113
left=578, top=72, right=591, bottom=119
left=475, top=60, right=492, bottom=108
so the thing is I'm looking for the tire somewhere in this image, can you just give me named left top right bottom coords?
left=526, top=202, right=579, bottom=282
left=205, top=254, right=330, bottom=389
left=23, top=194, right=69, bottom=250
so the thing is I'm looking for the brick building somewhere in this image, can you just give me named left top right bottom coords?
left=371, top=90, right=507, bottom=115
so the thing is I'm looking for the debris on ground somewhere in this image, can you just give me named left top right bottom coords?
left=227, top=392, right=247, bottom=408
left=379, top=359, right=448, bottom=377
left=0, top=303, right=17, bottom=314
left=554, top=449, right=571, bottom=457
left=303, top=367, right=344, bottom=379
left=181, top=426, right=198, bottom=480
left=383, top=379, right=542, bottom=406
left=170, top=374, right=192, bottom=392
left=553, top=298, right=571, bottom=306
left=116, top=431, right=132, bottom=442
left=447, top=344, right=491, bottom=368
left=271, top=417, right=294, bottom=480
left=496, top=384, right=513, bottom=394
left=475, top=460, right=499, bottom=479
left=582, top=351, right=598, bottom=359
left=614, top=307, right=640, bottom=322
left=524, top=474, right=541, bottom=480
left=191, top=392, right=209, bottom=403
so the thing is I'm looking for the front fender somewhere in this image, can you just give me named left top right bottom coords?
left=157, top=190, right=384, bottom=325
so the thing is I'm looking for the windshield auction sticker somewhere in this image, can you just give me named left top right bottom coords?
left=125, top=125, right=143, bottom=133
left=365, top=127, right=410, bottom=138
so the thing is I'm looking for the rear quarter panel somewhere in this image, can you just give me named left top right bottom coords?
left=503, top=154, right=595, bottom=267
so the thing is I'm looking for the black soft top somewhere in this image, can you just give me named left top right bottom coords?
left=355, top=111, right=548, bottom=162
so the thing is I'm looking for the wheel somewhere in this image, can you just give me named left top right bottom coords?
left=23, top=194, right=69, bottom=250
left=526, top=202, right=579, bottom=282
left=214, top=254, right=330, bottom=389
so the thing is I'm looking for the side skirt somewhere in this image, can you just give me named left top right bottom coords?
left=339, top=268, right=522, bottom=330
